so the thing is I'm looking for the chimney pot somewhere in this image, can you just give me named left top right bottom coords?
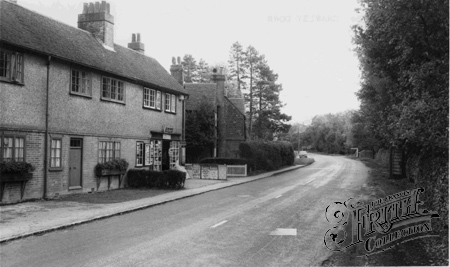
left=100, top=1, right=106, bottom=12
left=78, top=1, right=115, bottom=48
left=94, top=2, right=100, bottom=12
left=88, top=2, right=94, bottom=13
left=170, top=58, right=184, bottom=85
left=127, top=33, right=145, bottom=54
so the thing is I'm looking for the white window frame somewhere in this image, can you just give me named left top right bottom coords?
left=1, top=136, right=25, bottom=162
left=169, top=141, right=180, bottom=169
left=165, top=93, right=171, bottom=112
left=143, top=88, right=161, bottom=110
left=98, top=141, right=121, bottom=163
left=50, top=138, right=62, bottom=168
left=165, top=93, right=176, bottom=113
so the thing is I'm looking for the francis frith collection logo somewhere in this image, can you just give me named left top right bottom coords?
left=324, top=188, right=439, bottom=256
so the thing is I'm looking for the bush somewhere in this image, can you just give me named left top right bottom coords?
left=95, top=158, right=129, bottom=176
left=164, top=170, right=186, bottom=189
left=127, top=169, right=186, bottom=189
left=239, top=141, right=295, bottom=171
left=0, top=161, right=35, bottom=174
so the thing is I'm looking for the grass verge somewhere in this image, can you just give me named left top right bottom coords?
left=322, top=157, right=445, bottom=266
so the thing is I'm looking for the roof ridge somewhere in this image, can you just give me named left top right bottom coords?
left=1, top=0, right=86, bottom=34
left=1, top=0, right=186, bottom=94
left=2, top=1, right=164, bottom=63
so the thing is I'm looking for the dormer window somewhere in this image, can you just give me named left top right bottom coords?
left=0, top=49, right=24, bottom=84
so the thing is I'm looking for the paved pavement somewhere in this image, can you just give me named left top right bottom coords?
left=0, top=165, right=305, bottom=243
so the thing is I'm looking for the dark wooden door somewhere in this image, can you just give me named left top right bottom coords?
left=69, top=139, right=82, bottom=188
left=162, top=140, right=170, bottom=170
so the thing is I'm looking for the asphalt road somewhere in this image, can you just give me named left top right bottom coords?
left=1, top=153, right=370, bottom=267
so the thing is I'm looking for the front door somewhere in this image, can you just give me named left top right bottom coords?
left=69, top=138, right=83, bottom=188
left=162, top=140, right=170, bottom=170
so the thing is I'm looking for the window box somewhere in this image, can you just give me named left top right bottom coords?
left=0, top=161, right=35, bottom=201
left=97, top=169, right=126, bottom=177
left=1, top=172, right=33, bottom=182
left=0, top=173, right=33, bottom=201
left=94, top=158, right=129, bottom=176
left=94, top=158, right=129, bottom=190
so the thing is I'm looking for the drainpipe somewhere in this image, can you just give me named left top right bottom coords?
left=179, top=93, right=185, bottom=165
left=43, top=56, right=51, bottom=199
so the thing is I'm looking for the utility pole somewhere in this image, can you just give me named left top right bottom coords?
left=297, top=126, right=300, bottom=154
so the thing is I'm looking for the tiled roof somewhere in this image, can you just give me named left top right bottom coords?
left=184, top=83, right=216, bottom=110
left=0, top=0, right=186, bottom=95
left=227, top=97, right=246, bottom=115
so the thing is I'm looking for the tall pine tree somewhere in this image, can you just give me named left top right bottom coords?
left=228, top=42, right=247, bottom=90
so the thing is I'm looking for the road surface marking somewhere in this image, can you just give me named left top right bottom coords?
left=275, top=195, right=282, bottom=199
left=269, top=228, right=297, bottom=236
left=211, top=220, right=228, bottom=228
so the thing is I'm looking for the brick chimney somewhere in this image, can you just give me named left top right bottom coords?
left=78, top=1, right=114, bottom=48
left=128, top=33, right=145, bottom=54
left=211, top=68, right=227, bottom=157
left=170, top=56, right=184, bottom=85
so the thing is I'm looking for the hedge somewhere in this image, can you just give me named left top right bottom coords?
left=239, top=141, right=295, bottom=171
left=127, top=169, right=186, bottom=189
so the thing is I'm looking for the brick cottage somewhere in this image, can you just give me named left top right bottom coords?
left=0, top=0, right=188, bottom=203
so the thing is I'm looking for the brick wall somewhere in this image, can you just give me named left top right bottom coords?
left=1, top=131, right=45, bottom=202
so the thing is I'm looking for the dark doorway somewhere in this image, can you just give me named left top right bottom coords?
left=162, top=140, right=170, bottom=170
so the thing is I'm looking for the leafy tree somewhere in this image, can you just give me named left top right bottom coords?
left=350, top=110, right=381, bottom=153
left=353, top=0, right=449, bottom=154
left=185, top=96, right=215, bottom=162
left=301, top=112, right=354, bottom=154
left=197, top=58, right=210, bottom=83
left=181, top=54, right=198, bottom=83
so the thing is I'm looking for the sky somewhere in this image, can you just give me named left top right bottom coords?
left=17, top=0, right=363, bottom=124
